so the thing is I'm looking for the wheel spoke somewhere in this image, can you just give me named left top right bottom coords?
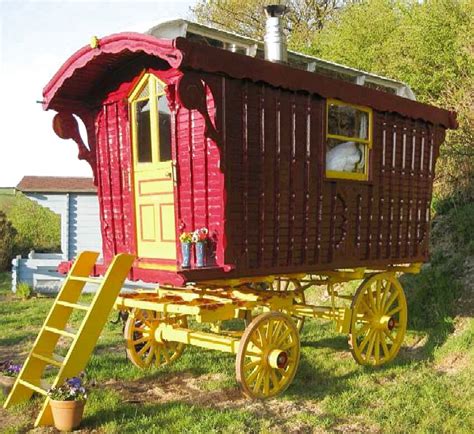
left=275, top=326, right=292, bottom=348
left=144, top=344, right=155, bottom=365
left=386, top=305, right=402, bottom=317
left=263, top=370, right=270, bottom=396
left=360, top=298, right=374, bottom=316
left=271, top=319, right=284, bottom=342
left=137, top=341, right=152, bottom=356
left=365, top=330, right=377, bottom=361
left=383, top=329, right=395, bottom=343
left=269, top=368, right=280, bottom=390
left=380, top=282, right=391, bottom=310
left=133, top=336, right=148, bottom=345
left=367, top=288, right=376, bottom=312
left=375, top=280, right=382, bottom=312
left=354, top=322, right=370, bottom=337
left=154, top=347, right=161, bottom=366
left=383, top=289, right=399, bottom=313
left=256, top=326, right=267, bottom=348
left=253, top=367, right=265, bottom=393
left=266, top=319, right=274, bottom=344
left=359, top=328, right=374, bottom=353
left=246, top=365, right=261, bottom=385
left=244, top=359, right=261, bottom=371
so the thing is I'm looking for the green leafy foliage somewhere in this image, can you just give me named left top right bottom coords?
left=6, top=193, right=61, bottom=257
left=0, top=211, right=16, bottom=271
left=15, top=281, right=33, bottom=301
left=192, top=0, right=341, bottom=51
left=402, top=201, right=473, bottom=353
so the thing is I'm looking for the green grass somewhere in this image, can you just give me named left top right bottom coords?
left=0, top=203, right=473, bottom=432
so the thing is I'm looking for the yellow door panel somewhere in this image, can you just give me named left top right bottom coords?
left=130, top=73, right=176, bottom=262
left=139, top=204, right=156, bottom=241
left=160, top=203, right=176, bottom=242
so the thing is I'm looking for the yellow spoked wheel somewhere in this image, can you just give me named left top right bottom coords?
left=124, top=309, right=187, bottom=369
left=349, top=273, right=407, bottom=366
left=236, top=312, right=300, bottom=399
left=272, top=278, right=306, bottom=332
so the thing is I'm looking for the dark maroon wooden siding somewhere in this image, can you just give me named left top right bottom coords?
left=206, top=75, right=446, bottom=277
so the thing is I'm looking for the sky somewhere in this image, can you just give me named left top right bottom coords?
left=0, top=0, right=196, bottom=187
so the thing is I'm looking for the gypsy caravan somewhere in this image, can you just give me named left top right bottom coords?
left=5, top=7, right=457, bottom=427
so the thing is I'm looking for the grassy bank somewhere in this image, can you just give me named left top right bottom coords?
left=0, top=205, right=473, bottom=433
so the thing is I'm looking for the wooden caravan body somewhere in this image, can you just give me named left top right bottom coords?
left=43, top=32, right=457, bottom=286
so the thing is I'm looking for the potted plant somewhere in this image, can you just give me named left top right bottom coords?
left=48, top=374, right=87, bottom=431
left=179, top=231, right=193, bottom=268
left=0, top=360, right=21, bottom=395
left=192, top=227, right=209, bottom=268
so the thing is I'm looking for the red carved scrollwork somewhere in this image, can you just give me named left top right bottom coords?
left=176, top=73, right=219, bottom=143
left=52, top=111, right=98, bottom=183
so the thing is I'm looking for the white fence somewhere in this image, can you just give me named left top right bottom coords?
left=11, top=251, right=154, bottom=293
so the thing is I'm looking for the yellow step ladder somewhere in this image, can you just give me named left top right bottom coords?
left=3, top=251, right=135, bottom=427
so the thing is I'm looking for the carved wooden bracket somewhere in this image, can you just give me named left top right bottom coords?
left=176, top=73, right=219, bottom=143
left=52, top=111, right=98, bottom=184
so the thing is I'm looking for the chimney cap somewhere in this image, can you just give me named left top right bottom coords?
left=264, top=4, right=288, bottom=18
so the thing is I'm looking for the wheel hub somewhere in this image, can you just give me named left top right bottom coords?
left=268, top=349, right=288, bottom=369
left=378, top=315, right=396, bottom=331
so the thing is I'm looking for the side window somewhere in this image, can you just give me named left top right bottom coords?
left=129, top=73, right=172, bottom=164
left=326, top=99, right=372, bottom=180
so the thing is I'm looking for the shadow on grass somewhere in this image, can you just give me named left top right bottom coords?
left=301, top=335, right=348, bottom=352
left=0, top=334, right=33, bottom=348
left=82, top=397, right=260, bottom=432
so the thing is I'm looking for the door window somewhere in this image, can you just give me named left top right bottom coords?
left=129, top=73, right=172, bottom=164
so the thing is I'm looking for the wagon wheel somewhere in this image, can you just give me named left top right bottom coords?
left=349, top=273, right=407, bottom=366
left=271, top=278, right=306, bottom=332
left=236, top=312, right=300, bottom=399
left=124, top=309, right=187, bottom=369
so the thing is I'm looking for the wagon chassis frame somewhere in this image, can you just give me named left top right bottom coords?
left=114, top=263, right=421, bottom=398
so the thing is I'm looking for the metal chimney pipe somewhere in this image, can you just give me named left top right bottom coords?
left=264, top=4, right=288, bottom=63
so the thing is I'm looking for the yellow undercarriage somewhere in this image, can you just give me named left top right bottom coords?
left=116, top=263, right=420, bottom=398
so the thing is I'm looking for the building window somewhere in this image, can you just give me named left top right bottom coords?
left=326, top=99, right=372, bottom=181
left=129, top=73, right=172, bottom=164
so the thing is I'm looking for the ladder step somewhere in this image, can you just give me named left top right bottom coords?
left=18, top=379, right=51, bottom=396
left=44, top=326, right=77, bottom=339
left=31, top=352, right=65, bottom=367
left=56, top=300, right=90, bottom=311
left=69, top=276, right=102, bottom=284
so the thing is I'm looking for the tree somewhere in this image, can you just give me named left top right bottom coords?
left=0, top=211, right=16, bottom=271
left=192, top=0, right=341, bottom=51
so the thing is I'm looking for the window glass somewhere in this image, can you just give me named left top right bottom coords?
left=327, top=138, right=366, bottom=173
left=136, top=99, right=152, bottom=163
left=328, top=103, right=369, bottom=140
left=157, top=95, right=172, bottom=162
left=326, top=101, right=371, bottom=178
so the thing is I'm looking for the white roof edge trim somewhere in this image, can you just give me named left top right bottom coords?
left=146, top=19, right=416, bottom=101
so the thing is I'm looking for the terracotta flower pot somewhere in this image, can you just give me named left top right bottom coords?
left=50, top=399, right=86, bottom=431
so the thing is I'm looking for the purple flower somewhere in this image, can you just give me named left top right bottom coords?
left=67, top=377, right=82, bottom=388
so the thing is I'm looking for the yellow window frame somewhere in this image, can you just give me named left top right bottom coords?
left=325, top=99, right=373, bottom=181
left=128, top=72, right=169, bottom=165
